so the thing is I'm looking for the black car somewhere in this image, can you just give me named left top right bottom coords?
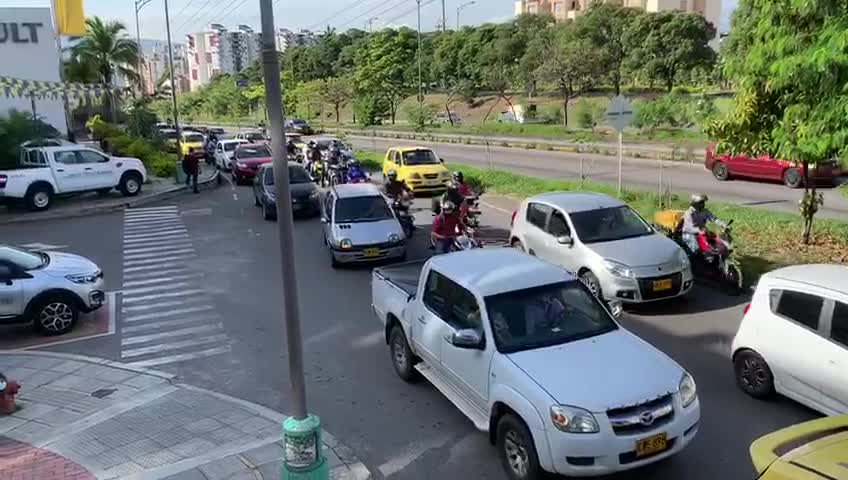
left=253, top=162, right=320, bottom=221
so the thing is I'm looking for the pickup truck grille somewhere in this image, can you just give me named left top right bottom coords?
left=607, top=394, right=674, bottom=436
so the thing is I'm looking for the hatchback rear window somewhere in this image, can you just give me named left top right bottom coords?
left=769, top=289, right=823, bottom=331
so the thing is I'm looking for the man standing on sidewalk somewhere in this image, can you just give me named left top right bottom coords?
left=183, top=148, right=201, bottom=193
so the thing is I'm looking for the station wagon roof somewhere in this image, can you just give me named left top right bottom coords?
left=428, top=249, right=578, bottom=297
left=763, top=264, right=848, bottom=296
left=332, top=183, right=382, bottom=198
left=528, top=191, right=625, bottom=213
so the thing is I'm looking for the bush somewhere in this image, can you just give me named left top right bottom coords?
left=0, top=110, right=60, bottom=170
left=95, top=119, right=177, bottom=178
left=403, top=103, right=436, bottom=132
left=353, top=95, right=388, bottom=127
left=148, top=153, right=177, bottom=178
left=632, top=94, right=690, bottom=130
left=125, top=101, right=158, bottom=139
left=86, top=114, right=123, bottom=140
left=538, top=104, right=563, bottom=125
left=574, top=99, right=604, bottom=130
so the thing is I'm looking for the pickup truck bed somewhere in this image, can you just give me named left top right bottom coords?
left=372, top=259, right=427, bottom=328
left=374, top=260, right=426, bottom=297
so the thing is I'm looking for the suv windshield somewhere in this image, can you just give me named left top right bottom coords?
left=0, top=245, right=47, bottom=270
left=402, top=150, right=439, bottom=166
left=486, top=281, right=618, bottom=353
left=236, top=146, right=271, bottom=159
left=569, top=206, right=653, bottom=244
left=334, top=196, right=393, bottom=223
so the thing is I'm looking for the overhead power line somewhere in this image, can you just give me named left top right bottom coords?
left=381, top=0, right=437, bottom=27
left=174, top=0, right=217, bottom=33
left=335, top=0, right=406, bottom=31
left=299, top=0, right=380, bottom=31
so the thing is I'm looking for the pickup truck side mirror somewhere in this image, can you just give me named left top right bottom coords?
left=449, top=329, right=484, bottom=350
left=556, top=235, right=574, bottom=247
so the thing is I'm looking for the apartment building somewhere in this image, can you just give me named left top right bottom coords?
left=141, top=42, right=189, bottom=95
left=186, top=24, right=262, bottom=91
left=514, top=0, right=721, bottom=46
left=275, top=28, right=317, bottom=53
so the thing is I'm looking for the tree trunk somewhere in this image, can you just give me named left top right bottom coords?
left=335, top=104, right=340, bottom=124
left=562, top=98, right=568, bottom=128
left=801, top=162, right=813, bottom=244
left=613, top=70, right=621, bottom=96
left=666, top=75, right=674, bottom=93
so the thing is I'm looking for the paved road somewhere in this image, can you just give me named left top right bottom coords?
left=349, top=136, right=848, bottom=220
left=3, top=184, right=820, bottom=480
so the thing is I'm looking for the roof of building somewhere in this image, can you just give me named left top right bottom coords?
left=528, top=191, right=624, bottom=213
left=428, top=249, right=577, bottom=297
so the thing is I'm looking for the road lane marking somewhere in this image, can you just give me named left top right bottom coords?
left=122, top=313, right=222, bottom=333
left=123, top=266, right=193, bottom=279
left=479, top=200, right=512, bottom=215
left=123, top=305, right=216, bottom=323
left=124, top=254, right=196, bottom=267
left=123, top=213, right=180, bottom=222
left=123, top=217, right=183, bottom=226
left=121, top=323, right=224, bottom=346
left=121, top=297, right=207, bottom=313
left=124, top=248, right=195, bottom=261
left=122, top=289, right=206, bottom=304
left=122, top=242, right=194, bottom=255
left=122, top=334, right=230, bottom=358
left=122, top=228, right=189, bottom=239
left=127, top=206, right=178, bottom=213
left=121, top=282, right=191, bottom=296
left=123, top=345, right=232, bottom=368
left=123, top=234, right=190, bottom=244
left=122, top=273, right=201, bottom=287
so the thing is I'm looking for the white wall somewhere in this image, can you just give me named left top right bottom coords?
left=0, top=7, right=67, bottom=134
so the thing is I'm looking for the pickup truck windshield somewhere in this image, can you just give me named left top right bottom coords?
left=485, top=281, right=617, bottom=353
left=0, top=245, right=47, bottom=270
left=334, top=196, right=393, bottom=223
left=402, top=150, right=440, bottom=166
left=569, top=206, right=653, bottom=244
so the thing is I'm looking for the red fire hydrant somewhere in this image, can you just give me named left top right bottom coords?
left=0, top=373, right=20, bottom=415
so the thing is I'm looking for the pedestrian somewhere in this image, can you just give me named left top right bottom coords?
left=184, top=148, right=201, bottom=193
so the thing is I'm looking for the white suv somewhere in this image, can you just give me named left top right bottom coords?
left=731, top=264, right=848, bottom=416
left=0, top=245, right=105, bottom=335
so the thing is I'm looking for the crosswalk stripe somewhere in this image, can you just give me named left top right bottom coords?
left=124, top=254, right=195, bottom=267
left=123, top=229, right=188, bottom=240
left=122, top=226, right=189, bottom=236
left=123, top=213, right=180, bottom=221
left=122, top=289, right=206, bottom=304
left=121, top=334, right=230, bottom=358
left=123, top=243, right=194, bottom=255
left=123, top=217, right=183, bottom=226
left=122, top=266, right=192, bottom=279
left=123, top=345, right=232, bottom=368
left=121, top=323, right=223, bottom=346
left=123, top=234, right=190, bottom=244
left=127, top=206, right=178, bottom=213
left=122, top=313, right=222, bottom=333
left=121, top=282, right=191, bottom=296
left=121, top=297, right=208, bottom=313
left=122, top=273, right=201, bottom=287
left=124, top=248, right=195, bottom=261
left=123, top=304, right=215, bottom=323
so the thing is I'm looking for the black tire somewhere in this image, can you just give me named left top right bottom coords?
left=712, top=161, right=730, bottom=181
left=511, top=239, right=525, bottom=252
left=579, top=270, right=603, bottom=299
left=734, top=350, right=774, bottom=399
left=496, top=414, right=541, bottom=480
left=119, top=172, right=143, bottom=197
left=25, top=184, right=52, bottom=211
left=31, top=294, right=79, bottom=336
left=389, top=326, right=418, bottom=382
left=96, top=188, right=112, bottom=197
left=783, top=168, right=804, bottom=188
left=263, top=202, right=276, bottom=221
left=724, top=264, right=743, bottom=296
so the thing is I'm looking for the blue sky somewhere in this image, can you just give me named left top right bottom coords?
left=15, top=0, right=735, bottom=42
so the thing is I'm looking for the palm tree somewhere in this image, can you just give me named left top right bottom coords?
left=72, top=17, right=140, bottom=121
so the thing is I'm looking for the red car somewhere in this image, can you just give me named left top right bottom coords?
left=231, top=144, right=273, bottom=185
left=705, top=146, right=841, bottom=188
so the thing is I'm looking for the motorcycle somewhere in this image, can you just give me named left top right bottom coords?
left=309, top=160, right=325, bottom=185
left=429, top=225, right=482, bottom=253
left=392, top=197, right=415, bottom=238
left=655, top=210, right=743, bottom=295
left=345, top=162, right=369, bottom=184
left=463, top=195, right=481, bottom=229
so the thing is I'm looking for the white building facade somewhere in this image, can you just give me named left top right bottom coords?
left=186, top=24, right=263, bottom=91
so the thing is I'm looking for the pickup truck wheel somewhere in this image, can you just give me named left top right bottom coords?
left=119, top=172, right=143, bottom=197
left=389, top=326, right=418, bottom=382
left=32, top=294, right=79, bottom=336
left=783, top=168, right=804, bottom=188
left=25, top=185, right=52, bottom=211
left=712, top=161, right=730, bottom=181
left=497, top=414, right=541, bottom=480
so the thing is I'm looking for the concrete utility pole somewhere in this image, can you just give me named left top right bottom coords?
left=416, top=0, right=423, bottom=106
left=163, top=0, right=181, bottom=157
left=366, top=16, right=378, bottom=33
left=134, top=0, right=152, bottom=95
left=441, top=0, right=446, bottom=33
left=456, top=1, right=476, bottom=30
left=257, top=0, right=328, bottom=478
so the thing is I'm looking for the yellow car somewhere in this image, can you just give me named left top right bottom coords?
left=751, top=415, right=848, bottom=479
left=180, top=131, right=206, bottom=156
left=382, top=146, right=451, bottom=193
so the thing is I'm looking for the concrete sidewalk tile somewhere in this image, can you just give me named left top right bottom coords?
left=77, top=365, right=138, bottom=383
left=163, top=468, right=210, bottom=480
left=122, top=374, right=169, bottom=390
left=4, top=365, right=40, bottom=379
left=198, top=455, right=250, bottom=480
left=14, top=369, right=65, bottom=388
left=134, top=449, right=184, bottom=469
left=47, top=360, right=87, bottom=374
left=242, top=443, right=285, bottom=466
left=207, top=426, right=247, bottom=444
left=233, top=416, right=277, bottom=434
left=105, top=460, right=147, bottom=477
left=22, top=356, right=65, bottom=370
left=256, top=461, right=278, bottom=479
left=185, top=418, right=224, bottom=434
left=0, top=416, right=29, bottom=435
left=10, top=402, right=58, bottom=420
left=150, top=427, right=197, bottom=448
left=170, top=438, right=218, bottom=458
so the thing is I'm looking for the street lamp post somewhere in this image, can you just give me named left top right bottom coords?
left=456, top=1, right=476, bottom=30
left=415, top=0, right=422, bottom=106
left=257, top=0, right=328, bottom=478
left=440, top=0, right=446, bottom=33
left=366, top=16, right=378, bottom=33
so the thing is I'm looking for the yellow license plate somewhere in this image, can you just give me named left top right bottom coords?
left=363, top=248, right=381, bottom=258
left=635, top=433, right=668, bottom=458
left=653, top=279, right=673, bottom=291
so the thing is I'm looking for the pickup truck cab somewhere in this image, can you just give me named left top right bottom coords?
left=0, top=146, right=147, bottom=211
left=372, top=249, right=700, bottom=479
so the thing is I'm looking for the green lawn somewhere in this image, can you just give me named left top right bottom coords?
left=357, top=150, right=847, bottom=285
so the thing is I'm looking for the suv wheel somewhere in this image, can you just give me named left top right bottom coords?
left=32, top=294, right=79, bottom=335
left=734, top=350, right=774, bottom=398
left=496, top=414, right=541, bottom=480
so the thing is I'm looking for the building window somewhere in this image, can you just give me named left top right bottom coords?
left=205, top=52, right=212, bottom=63
left=555, top=3, right=564, bottom=14
left=679, top=0, right=688, bottom=10
left=194, top=53, right=199, bottom=63
left=191, top=69, right=198, bottom=80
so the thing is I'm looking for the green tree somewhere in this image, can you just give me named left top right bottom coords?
left=322, top=76, right=353, bottom=123
left=707, top=0, right=848, bottom=244
left=625, top=11, right=716, bottom=92
left=354, top=29, right=418, bottom=124
left=576, top=3, right=642, bottom=96
left=72, top=17, right=140, bottom=120
left=292, top=80, right=325, bottom=121
left=0, top=111, right=59, bottom=169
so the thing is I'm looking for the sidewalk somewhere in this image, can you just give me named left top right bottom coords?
left=0, top=351, right=370, bottom=480
left=0, top=170, right=220, bottom=226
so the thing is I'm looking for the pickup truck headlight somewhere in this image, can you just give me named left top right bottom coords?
left=550, top=405, right=599, bottom=434
left=679, top=373, right=697, bottom=408
left=388, top=233, right=401, bottom=244
left=408, top=173, right=422, bottom=179
left=66, top=270, right=102, bottom=284
left=602, top=259, right=635, bottom=279
left=339, top=238, right=353, bottom=250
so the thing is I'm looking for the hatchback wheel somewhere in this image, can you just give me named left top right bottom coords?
left=734, top=350, right=774, bottom=398
left=496, top=414, right=540, bottom=480
left=579, top=270, right=603, bottom=299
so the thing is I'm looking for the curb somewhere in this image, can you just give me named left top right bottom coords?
left=0, top=171, right=221, bottom=226
left=0, top=349, right=176, bottom=380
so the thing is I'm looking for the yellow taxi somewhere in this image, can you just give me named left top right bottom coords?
left=751, top=415, right=848, bottom=479
left=382, top=146, right=451, bottom=193
left=180, top=131, right=206, bottom=156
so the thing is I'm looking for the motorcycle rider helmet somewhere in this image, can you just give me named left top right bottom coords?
left=690, top=193, right=708, bottom=208
left=387, top=169, right=398, bottom=181
left=442, top=200, right=456, bottom=215
left=452, top=171, right=464, bottom=183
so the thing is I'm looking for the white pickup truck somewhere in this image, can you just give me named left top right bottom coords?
left=372, top=249, right=700, bottom=479
left=0, top=145, right=147, bottom=211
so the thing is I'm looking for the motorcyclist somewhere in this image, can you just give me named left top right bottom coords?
left=453, top=171, right=472, bottom=198
left=383, top=169, right=412, bottom=199
left=346, top=160, right=367, bottom=183
left=682, top=193, right=727, bottom=255
left=286, top=138, right=298, bottom=159
left=433, top=181, right=466, bottom=215
left=431, top=200, right=465, bottom=254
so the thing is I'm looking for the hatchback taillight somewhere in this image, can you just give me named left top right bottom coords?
left=743, top=303, right=751, bottom=315
left=511, top=210, right=517, bottom=226
left=0, top=175, right=6, bottom=189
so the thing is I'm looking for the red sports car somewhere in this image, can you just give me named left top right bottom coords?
left=705, top=147, right=841, bottom=188
left=231, top=144, right=273, bottom=185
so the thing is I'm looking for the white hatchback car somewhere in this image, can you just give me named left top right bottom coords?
left=731, top=264, right=848, bottom=415
left=214, top=139, right=248, bottom=171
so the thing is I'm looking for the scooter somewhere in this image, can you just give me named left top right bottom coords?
left=393, top=197, right=415, bottom=238
left=675, top=219, right=743, bottom=295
